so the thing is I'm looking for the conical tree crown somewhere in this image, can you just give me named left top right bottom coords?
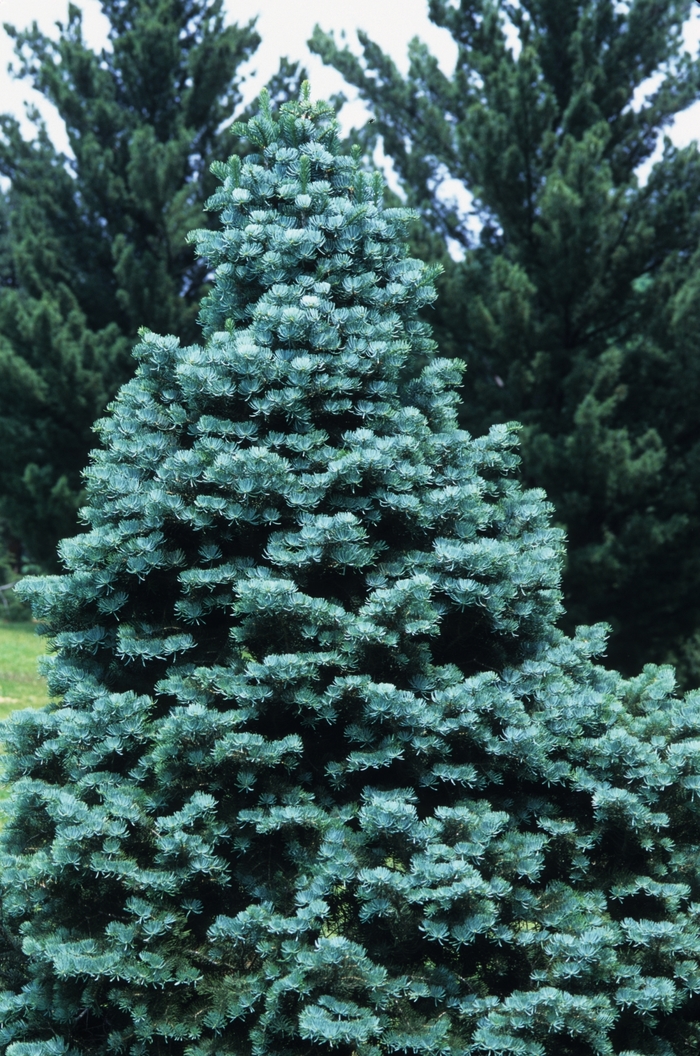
left=3, top=88, right=700, bottom=1056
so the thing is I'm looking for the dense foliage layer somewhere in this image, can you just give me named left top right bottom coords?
left=0, top=0, right=303, bottom=572
left=312, top=0, right=700, bottom=687
left=2, top=89, right=700, bottom=1056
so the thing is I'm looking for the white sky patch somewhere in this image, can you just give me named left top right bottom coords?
left=0, top=0, right=457, bottom=147
left=226, top=0, right=458, bottom=109
left=0, top=1, right=698, bottom=223
left=372, top=138, right=406, bottom=202
left=0, top=0, right=110, bottom=154
left=630, top=6, right=700, bottom=185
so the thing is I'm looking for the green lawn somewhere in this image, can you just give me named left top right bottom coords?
left=0, top=621, right=50, bottom=809
left=0, top=621, right=51, bottom=721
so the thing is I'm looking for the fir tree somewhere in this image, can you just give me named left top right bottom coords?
left=0, top=0, right=305, bottom=572
left=311, top=0, right=700, bottom=687
left=3, top=87, right=700, bottom=1056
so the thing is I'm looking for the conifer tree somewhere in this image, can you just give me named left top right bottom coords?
left=0, top=0, right=304, bottom=573
left=311, top=0, right=700, bottom=686
left=3, top=88, right=700, bottom=1056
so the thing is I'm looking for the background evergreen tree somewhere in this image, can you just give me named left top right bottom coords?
left=311, top=0, right=700, bottom=687
left=3, top=86, right=700, bottom=1056
left=0, top=0, right=305, bottom=574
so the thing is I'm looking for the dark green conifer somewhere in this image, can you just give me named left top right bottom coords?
left=3, top=87, right=700, bottom=1056
left=0, top=0, right=304, bottom=572
left=311, top=0, right=700, bottom=686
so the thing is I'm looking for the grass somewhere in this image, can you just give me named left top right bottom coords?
left=0, top=621, right=51, bottom=721
left=0, top=621, right=50, bottom=809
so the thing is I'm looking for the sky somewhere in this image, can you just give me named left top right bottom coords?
left=0, top=0, right=461, bottom=145
left=0, top=0, right=699, bottom=238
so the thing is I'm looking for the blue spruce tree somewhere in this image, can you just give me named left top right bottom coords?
left=3, top=86, right=700, bottom=1055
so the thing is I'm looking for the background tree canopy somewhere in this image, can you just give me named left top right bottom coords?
left=312, top=0, right=700, bottom=688
left=0, top=0, right=304, bottom=574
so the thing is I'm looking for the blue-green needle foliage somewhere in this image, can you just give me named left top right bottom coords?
left=3, top=86, right=700, bottom=1056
